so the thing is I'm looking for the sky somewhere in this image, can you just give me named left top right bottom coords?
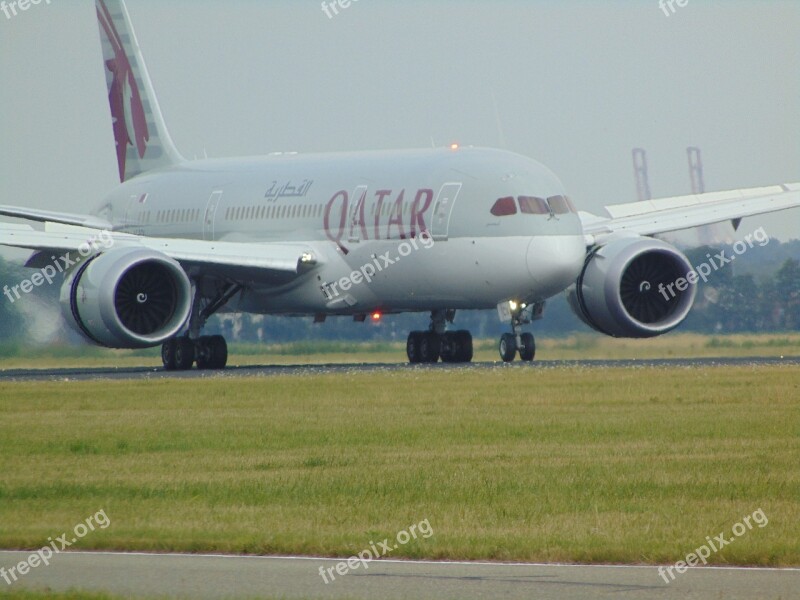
left=1, top=0, right=798, bottom=251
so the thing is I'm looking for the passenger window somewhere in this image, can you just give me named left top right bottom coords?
left=518, top=196, right=550, bottom=215
left=490, top=197, right=517, bottom=217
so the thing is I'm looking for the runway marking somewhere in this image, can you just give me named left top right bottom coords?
left=1, top=549, right=797, bottom=571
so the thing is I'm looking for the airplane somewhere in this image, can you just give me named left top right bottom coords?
left=1, top=0, right=798, bottom=371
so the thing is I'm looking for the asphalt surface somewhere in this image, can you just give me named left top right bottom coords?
left=1, top=551, right=798, bottom=600
left=0, top=356, right=797, bottom=382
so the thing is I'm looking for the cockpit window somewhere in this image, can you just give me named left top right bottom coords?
left=491, top=196, right=517, bottom=216
left=567, top=197, right=577, bottom=213
left=518, top=196, right=550, bottom=215
left=547, top=195, right=576, bottom=215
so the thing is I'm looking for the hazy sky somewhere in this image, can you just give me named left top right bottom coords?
left=1, top=0, right=798, bottom=246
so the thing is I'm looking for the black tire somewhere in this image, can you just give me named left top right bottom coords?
left=519, top=332, right=536, bottom=362
left=161, top=339, right=177, bottom=371
left=195, top=336, right=212, bottom=370
left=440, top=332, right=458, bottom=363
left=419, top=332, right=441, bottom=363
left=407, top=331, right=423, bottom=364
left=208, top=335, right=228, bottom=369
left=455, top=330, right=473, bottom=363
left=174, top=338, right=195, bottom=371
left=499, top=333, right=517, bottom=363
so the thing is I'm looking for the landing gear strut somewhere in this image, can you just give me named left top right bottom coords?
left=497, top=301, right=542, bottom=363
left=406, top=310, right=473, bottom=364
left=161, top=280, right=241, bottom=371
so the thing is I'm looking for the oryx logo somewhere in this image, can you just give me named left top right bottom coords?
left=97, top=0, right=150, bottom=182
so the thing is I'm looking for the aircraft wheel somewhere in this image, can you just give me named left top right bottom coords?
left=440, top=332, right=457, bottom=363
left=519, top=333, right=536, bottom=362
left=499, top=333, right=517, bottom=363
left=419, top=332, right=441, bottom=364
left=194, top=336, right=228, bottom=370
left=407, top=331, right=423, bottom=364
left=161, top=339, right=177, bottom=371
left=195, top=336, right=212, bottom=370
left=454, top=330, right=473, bottom=363
left=208, top=335, right=228, bottom=370
left=174, top=338, right=195, bottom=371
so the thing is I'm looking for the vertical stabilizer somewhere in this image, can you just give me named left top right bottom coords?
left=96, top=0, right=183, bottom=182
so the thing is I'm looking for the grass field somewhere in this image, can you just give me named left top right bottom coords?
left=0, top=364, right=797, bottom=568
left=0, top=332, right=798, bottom=370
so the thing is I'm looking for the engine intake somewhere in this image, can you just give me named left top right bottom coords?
left=60, top=247, right=192, bottom=348
left=567, top=236, right=696, bottom=338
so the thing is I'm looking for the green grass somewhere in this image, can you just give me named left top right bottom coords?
left=0, top=366, right=797, bottom=566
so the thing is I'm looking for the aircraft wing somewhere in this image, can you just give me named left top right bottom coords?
left=0, top=222, right=320, bottom=285
left=580, top=182, right=800, bottom=245
left=0, top=204, right=113, bottom=231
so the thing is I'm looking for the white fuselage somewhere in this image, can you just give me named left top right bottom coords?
left=99, top=147, right=587, bottom=315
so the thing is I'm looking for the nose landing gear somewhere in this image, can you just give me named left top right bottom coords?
left=497, top=300, right=543, bottom=363
left=499, top=332, right=536, bottom=363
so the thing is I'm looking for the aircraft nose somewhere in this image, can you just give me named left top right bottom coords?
left=526, top=235, right=585, bottom=298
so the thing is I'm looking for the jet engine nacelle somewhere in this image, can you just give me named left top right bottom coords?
left=567, top=236, right=696, bottom=338
left=60, top=247, right=192, bottom=348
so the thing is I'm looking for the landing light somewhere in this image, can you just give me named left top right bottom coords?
left=450, top=143, right=460, bottom=151
left=509, top=301, right=519, bottom=311
left=371, top=312, right=382, bottom=322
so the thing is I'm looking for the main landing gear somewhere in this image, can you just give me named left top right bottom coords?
left=497, top=300, right=542, bottom=363
left=162, top=335, right=228, bottom=371
left=161, top=281, right=242, bottom=372
left=406, top=310, right=473, bottom=364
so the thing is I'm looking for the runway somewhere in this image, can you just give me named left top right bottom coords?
left=0, top=356, right=797, bottom=382
left=1, top=551, right=798, bottom=600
